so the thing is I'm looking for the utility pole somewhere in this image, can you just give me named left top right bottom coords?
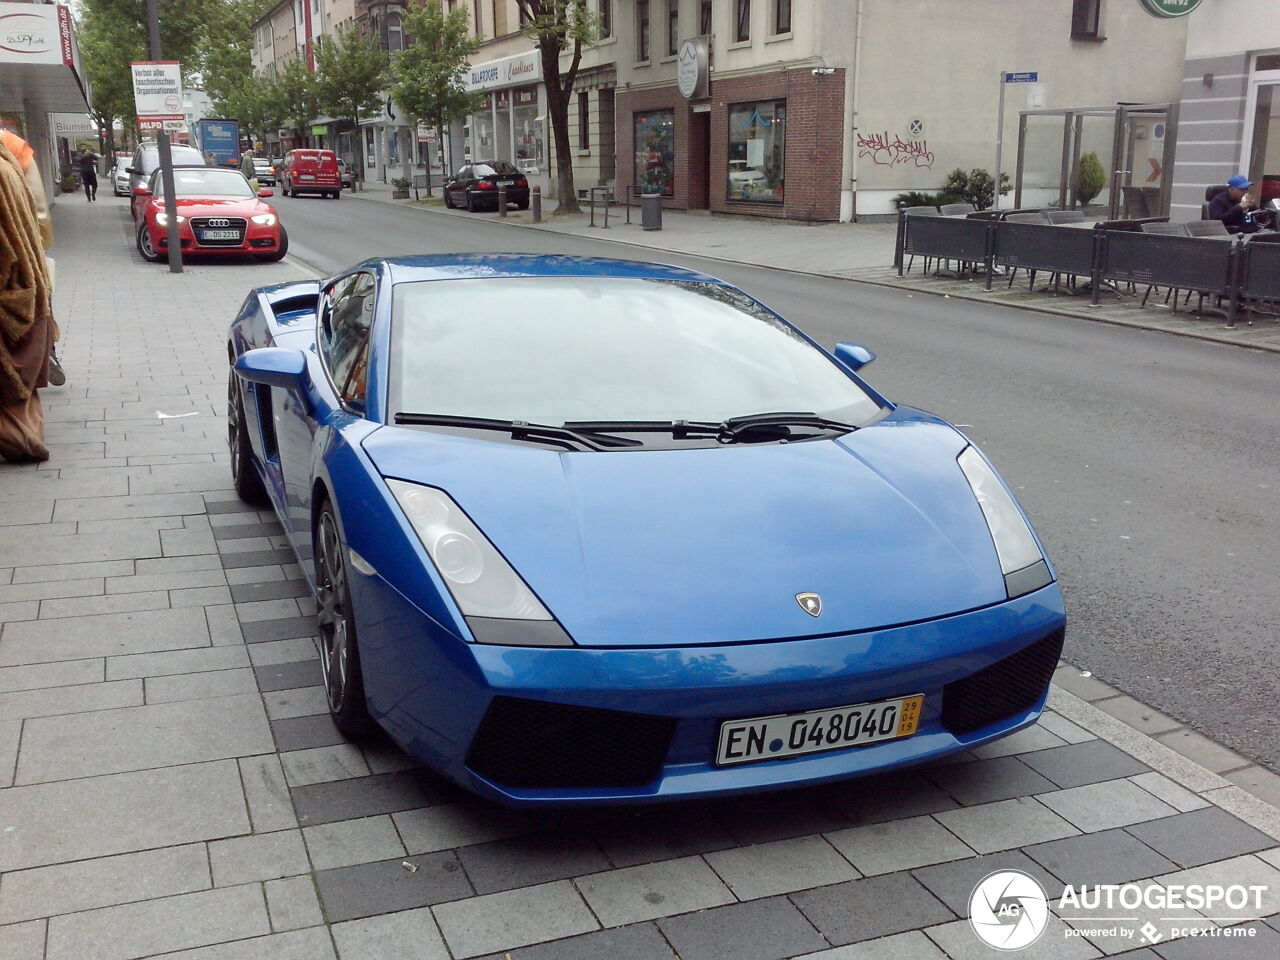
left=145, top=0, right=183, bottom=273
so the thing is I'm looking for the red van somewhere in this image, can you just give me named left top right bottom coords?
left=280, top=149, right=342, bottom=199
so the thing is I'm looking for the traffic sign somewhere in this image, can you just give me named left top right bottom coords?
left=131, top=61, right=184, bottom=126
left=1004, top=72, right=1038, bottom=83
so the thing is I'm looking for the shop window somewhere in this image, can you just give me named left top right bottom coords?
left=700, top=0, right=712, bottom=35
left=600, top=0, right=612, bottom=37
left=1258, top=55, right=1280, bottom=71
left=773, top=0, right=790, bottom=35
left=734, top=0, right=750, bottom=42
left=1070, top=0, right=1103, bottom=40
left=637, top=1, right=650, bottom=61
left=579, top=91, right=590, bottom=150
left=727, top=99, right=785, bottom=203
left=634, top=109, right=675, bottom=196
left=667, top=0, right=679, bottom=56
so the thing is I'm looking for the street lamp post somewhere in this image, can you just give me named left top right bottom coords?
left=145, top=0, right=184, bottom=274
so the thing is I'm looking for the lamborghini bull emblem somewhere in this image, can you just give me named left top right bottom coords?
left=796, top=592, right=822, bottom=617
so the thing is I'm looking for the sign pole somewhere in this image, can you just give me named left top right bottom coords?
left=145, top=0, right=183, bottom=274
left=994, top=71, right=1006, bottom=211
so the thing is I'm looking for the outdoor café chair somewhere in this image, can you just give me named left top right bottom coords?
left=1044, top=209, right=1086, bottom=225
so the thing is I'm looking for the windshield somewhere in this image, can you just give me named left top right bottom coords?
left=472, top=162, right=518, bottom=176
left=390, top=277, right=881, bottom=426
left=161, top=168, right=255, bottom=198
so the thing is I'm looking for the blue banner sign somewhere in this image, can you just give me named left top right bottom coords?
left=195, top=119, right=240, bottom=167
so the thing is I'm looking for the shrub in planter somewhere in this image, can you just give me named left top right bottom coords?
left=391, top=177, right=411, bottom=199
left=1075, top=152, right=1105, bottom=208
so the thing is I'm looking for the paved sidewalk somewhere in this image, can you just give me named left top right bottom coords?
left=0, top=196, right=1277, bottom=959
left=350, top=181, right=1280, bottom=354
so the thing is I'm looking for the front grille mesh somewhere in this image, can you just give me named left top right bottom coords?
left=941, top=629, right=1064, bottom=736
left=191, top=217, right=246, bottom=246
left=466, top=696, right=676, bottom=789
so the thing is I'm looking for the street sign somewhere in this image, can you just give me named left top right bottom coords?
left=1004, top=72, right=1038, bottom=83
left=139, top=117, right=186, bottom=132
left=131, top=60, right=183, bottom=129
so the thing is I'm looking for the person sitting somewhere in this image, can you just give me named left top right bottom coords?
left=1207, top=175, right=1260, bottom=233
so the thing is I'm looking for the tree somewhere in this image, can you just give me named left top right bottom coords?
left=77, top=3, right=144, bottom=155
left=1075, top=152, right=1105, bottom=208
left=273, top=58, right=324, bottom=146
left=315, top=26, right=390, bottom=185
left=514, top=0, right=600, bottom=214
left=388, top=2, right=482, bottom=195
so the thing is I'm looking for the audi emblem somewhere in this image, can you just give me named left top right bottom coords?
left=207, top=218, right=230, bottom=227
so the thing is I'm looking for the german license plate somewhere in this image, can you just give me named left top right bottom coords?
left=200, top=230, right=239, bottom=240
left=716, top=694, right=924, bottom=766
left=299, top=174, right=315, bottom=180
left=497, top=180, right=514, bottom=186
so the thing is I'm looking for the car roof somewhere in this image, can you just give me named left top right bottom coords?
left=381, top=254, right=725, bottom=286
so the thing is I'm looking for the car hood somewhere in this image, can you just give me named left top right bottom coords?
left=152, top=197, right=275, bottom=218
left=363, top=408, right=1012, bottom=647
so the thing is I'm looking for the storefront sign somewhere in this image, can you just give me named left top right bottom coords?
left=50, top=113, right=94, bottom=136
left=0, top=3, right=74, bottom=66
left=676, top=37, right=709, bottom=99
left=311, top=124, right=327, bottom=135
left=466, top=51, right=542, bottom=92
left=1139, top=0, right=1203, bottom=17
left=132, top=60, right=184, bottom=129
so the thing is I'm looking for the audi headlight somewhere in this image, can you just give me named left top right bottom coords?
left=957, top=446, right=1053, bottom=597
left=155, top=213, right=186, bottom=226
left=251, top=213, right=276, bottom=225
left=387, top=480, right=573, bottom=646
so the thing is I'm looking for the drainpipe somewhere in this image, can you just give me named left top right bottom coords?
left=845, top=0, right=866, bottom=222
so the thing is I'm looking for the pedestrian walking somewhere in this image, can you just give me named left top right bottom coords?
left=77, top=147, right=99, bottom=202
left=0, top=136, right=57, bottom=462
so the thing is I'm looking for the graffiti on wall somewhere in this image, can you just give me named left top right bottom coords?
left=857, top=130, right=935, bottom=169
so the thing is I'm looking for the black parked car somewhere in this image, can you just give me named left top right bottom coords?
left=444, top=161, right=529, bottom=212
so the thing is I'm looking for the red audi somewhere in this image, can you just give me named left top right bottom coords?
left=133, top=167, right=288, bottom=263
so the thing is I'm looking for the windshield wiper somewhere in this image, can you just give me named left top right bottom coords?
left=564, top=412, right=859, bottom=444
left=392, top=413, right=640, bottom=450
left=718, top=412, right=860, bottom=440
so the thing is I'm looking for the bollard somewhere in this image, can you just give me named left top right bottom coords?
left=498, top=185, right=507, bottom=217
left=531, top=186, right=542, bottom=222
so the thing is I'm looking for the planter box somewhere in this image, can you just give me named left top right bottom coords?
left=392, top=189, right=410, bottom=200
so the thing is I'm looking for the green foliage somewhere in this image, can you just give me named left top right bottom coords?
left=937, top=168, right=1011, bottom=211
left=1075, top=151, right=1105, bottom=207
left=391, top=177, right=412, bottom=190
left=272, top=58, right=323, bottom=136
left=389, top=3, right=482, bottom=135
left=315, top=25, right=390, bottom=179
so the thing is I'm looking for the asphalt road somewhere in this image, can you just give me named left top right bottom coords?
left=277, top=192, right=1280, bottom=771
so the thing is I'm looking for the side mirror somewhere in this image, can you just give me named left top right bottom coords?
left=257, top=188, right=274, bottom=198
left=125, top=166, right=140, bottom=175
left=833, top=341, right=876, bottom=372
left=132, top=186, right=151, bottom=197
left=234, top=348, right=309, bottom=390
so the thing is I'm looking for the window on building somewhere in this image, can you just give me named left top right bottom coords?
left=667, top=0, right=679, bottom=56
left=700, top=0, right=712, bottom=35
left=734, top=0, right=750, bottom=42
left=493, top=0, right=508, bottom=35
left=473, top=0, right=483, bottom=37
left=637, top=0, right=650, bottom=61
left=727, top=99, right=785, bottom=203
left=1070, top=0, right=1103, bottom=40
left=578, top=91, right=590, bottom=150
left=383, top=11, right=404, bottom=52
left=634, top=109, right=675, bottom=196
left=600, top=0, right=612, bottom=38
left=773, top=0, right=790, bottom=34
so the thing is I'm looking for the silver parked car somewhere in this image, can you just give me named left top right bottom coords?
left=112, top=158, right=131, bottom=197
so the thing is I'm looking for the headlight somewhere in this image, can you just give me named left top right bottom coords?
left=957, top=446, right=1052, bottom=597
left=154, top=213, right=186, bottom=226
left=251, top=214, right=277, bottom=225
left=387, top=480, right=573, bottom=646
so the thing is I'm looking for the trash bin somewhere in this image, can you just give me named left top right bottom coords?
left=641, top=193, right=663, bottom=231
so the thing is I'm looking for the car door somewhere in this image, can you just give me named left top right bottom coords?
left=274, top=271, right=377, bottom=555
left=450, top=165, right=471, bottom=203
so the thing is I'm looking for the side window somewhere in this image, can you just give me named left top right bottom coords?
left=321, top=272, right=376, bottom=407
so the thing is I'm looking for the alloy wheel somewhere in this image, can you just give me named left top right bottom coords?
left=316, top=512, right=351, bottom=714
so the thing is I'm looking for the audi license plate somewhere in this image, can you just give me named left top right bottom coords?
left=200, top=230, right=239, bottom=240
left=716, top=694, right=924, bottom=766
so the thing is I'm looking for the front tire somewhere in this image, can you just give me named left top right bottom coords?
left=316, top=505, right=373, bottom=736
left=228, top=369, right=268, bottom=505
left=255, top=228, right=289, bottom=262
left=136, top=226, right=164, bottom=263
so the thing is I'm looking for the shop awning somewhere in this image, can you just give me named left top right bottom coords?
left=0, top=3, right=91, bottom=116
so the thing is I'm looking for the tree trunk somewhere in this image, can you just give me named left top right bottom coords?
left=351, top=112, right=364, bottom=187
left=537, top=41, right=580, bottom=215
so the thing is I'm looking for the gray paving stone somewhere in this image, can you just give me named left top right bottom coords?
left=239, top=754, right=299, bottom=832
left=826, top=814, right=975, bottom=877
left=925, top=915, right=1099, bottom=959
left=1202, top=786, right=1280, bottom=844
left=290, top=770, right=439, bottom=826
left=16, top=693, right=273, bottom=784
left=37, top=590, right=170, bottom=620
left=0, top=659, right=102, bottom=693
left=44, top=883, right=270, bottom=960
left=240, top=617, right=319, bottom=644
left=816, top=770, right=962, bottom=826
left=281, top=744, right=371, bottom=787
left=230, top=580, right=311, bottom=603
left=575, top=855, right=734, bottom=927
left=0, top=679, right=141, bottom=721
left=52, top=493, right=206, bottom=522
left=912, top=849, right=1065, bottom=918
left=970, top=723, right=1069, bottom=759
left=10, top=559, right=135, bottom=585
left=1151, top=921, right=1280, bottom=960
left=316, top=852, right=472, bottom=923
left=206, top=501, right=258, bottom=515
left=264, top=876, right=323, bottom=932
left=792, top=871, right=955, bottom=945
left=145, top=668, right=259, bottom=704
left=594, top=806, right=738, bottom=868
left=204, top=605, right=244, bottom=646
left=1226, top=765, right=1280, bottom=809
left=235, top=599, right=304, bottom=623
left=210, top=830, right=309, bottom=886
left=1025, top=827, right=1177, bottom=887
left=1036, top=780, right=1177, bottom=833
left=248, top=637, right=318, bottom=667
left=792, top=930, right=948, bottom=960
left=456, top=831, right=611, bottom=895
left=0, top=760, right=249, bottom=871
left=0, top=919, right=46, bottom=960
left=1127, top=772, right=1209, bottom=812
left=303, top=815, right=406, bottom=870
left=362, top=740, right=424, bottom=775
left=130, top=462, right=232, bottom=496
left=658, top=896, right=828, bottom=960
left=704, top=834, right=858, bottom=900
left=1125, top=807, right=1276, bottom=868
left=1052, top=666, right=1119, bottom=702
left=330, top=907, right=450, bottom=960
left=78, top=516, right=186, bottom=536
left=473, top=922, right=676, bottom=960
left=1019, top=738, right=1153, bottom=789
left=254, top=659, right=323, bottom=692
left=1090, top=695, right=1183, bottom=736
left=136, top=555, right=223, bottom=575
left=224, top=565, right=285, bottom=584
left=432, top=880, right=598, bottom=959
left=0, top=843, right=210, bottom=924
left=923, top=755, right=1059, bottom=805
left=174, top=587, right=241, bottom=609
left=220, top=549, right=297, bottom=570
left=0, top=720, right=18, bottom=787
left=146, top=928, right=336, bottom=960
left=0, top=529, right=159, bottom=567
left=264, top=686, right=329, bottom=721
left=393, top=802, right=532, bottom=854
left=1156, top=855, right=1280, bottom=922
left=714, top=789, right=851, bottom=845
left=0, top=607, right=210, bottom=666
left=105, top=569, right=226, bottom=595
left=0, top=577, right=104, bottom=604
left=271, top=714, right=346, bottom=752
left=935, top=798, right=1080, bottom=854
left=0, top=599, right=38, bottom=623
left=107, top=645, right=249, bottom=680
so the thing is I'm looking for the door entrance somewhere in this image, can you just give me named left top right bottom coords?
left=690, top=109, right=711, bottom=209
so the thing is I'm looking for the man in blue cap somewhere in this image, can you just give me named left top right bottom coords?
left=1206, top=174, right=1259, bottom=232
